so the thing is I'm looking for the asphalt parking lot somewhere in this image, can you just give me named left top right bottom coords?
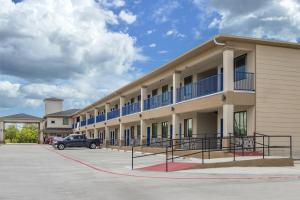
left=0, top=144, right=300, bottom=200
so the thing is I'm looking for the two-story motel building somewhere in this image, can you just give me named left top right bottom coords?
left=71, top=35, right=300, bottom=157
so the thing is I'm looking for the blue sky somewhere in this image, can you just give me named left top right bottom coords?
left=0, top=0, right=300, bottom=117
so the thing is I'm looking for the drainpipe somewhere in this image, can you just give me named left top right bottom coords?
left=213, top=36, right=226, bottom=46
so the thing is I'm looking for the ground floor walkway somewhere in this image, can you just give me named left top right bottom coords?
left=0, top=145, right=300, bottom=200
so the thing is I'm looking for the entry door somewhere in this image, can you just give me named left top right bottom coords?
left=147, top=127, right=151, bottom=146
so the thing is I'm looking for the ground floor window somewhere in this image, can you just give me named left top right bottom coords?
left=161, top=122, right=168, bottom=138
left=152, top=123, right=158, bottom=138
left=130, top=126, right=135, bottom=139
left=184, top=118, right=193, bottom=137
left=234, top=111, right=247, bottom=136
left=137, top=125, right=141, bottom=139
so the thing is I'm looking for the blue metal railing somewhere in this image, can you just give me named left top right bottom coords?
left=122, top=102, right=141, bottom=116
left=234, top=72, right=255, bottom=91
left=144, top=91, right=173, bottom=111
left=87, top=118, right=95, bottom=125
left=107, top=109, right=120, bottom=120
left=96, top=114, right=105, bottom=123
left=176, top=74, right=223, bottom=103
left=80, top=120, right=86, bottom=127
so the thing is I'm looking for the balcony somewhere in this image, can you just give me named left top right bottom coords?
left=176, top=74, right=223, bottom=103
left=96, top=114, right=105, bottom=123
left=234, top=72, right=255, bottom=91
left=122, top=102, right=141, bottom=116
left=87, top=118, right=95, bottom=125
left=80, top=120, right=86, bottom=127
left=144, top=91, right=173, bottom=111
left=107, top=109, right=120, bottom=120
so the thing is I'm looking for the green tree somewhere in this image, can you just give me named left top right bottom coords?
left=4, top=125, right=19, bottom=143
left=20, top=124, right=38, bottom=143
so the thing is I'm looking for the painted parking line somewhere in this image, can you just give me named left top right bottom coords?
left=45, top=147, right=300, bottom=181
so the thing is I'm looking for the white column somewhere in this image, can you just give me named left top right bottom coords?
left=119, top=123, right=124, bottom=146
left=172, top=71, right=181, bottom=104
left=140, top=119, right=147, bottom=145
left=120, top=96, right=125, bottom=116
left=223, top=104, right=234, bottom=136
left=94, top=108, right=98, bottom=122
left=140, top=87, right=147, bottom=112
left=223, top=48, right=234, bottom=91
left=85, top=113, right=89, bottom=125
left=217, top=64, right=223, bottom=91
left=105, top=126, right=110, bottom=146
left=105, top=103, right=110, bottom=120
left=172, top=113, right=179, bottom=139
left=0, top=121, right=4, bottom=143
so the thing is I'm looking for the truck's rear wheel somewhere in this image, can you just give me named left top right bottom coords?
left=89, top=143, right=96, bottom=149
left=58, top=144, right=65, bottom=150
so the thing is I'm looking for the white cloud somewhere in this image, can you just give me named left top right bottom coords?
left=193, top=0, right=300, bottom=42
left=158, top=50, right=168, bottom=54
left=147, top=29, right=155, bottom=34
left=165, top=29, right=185, bottom=38
left=0, top=0, right=143, bottom=112
left=119, top=10, right=137, bottom=24
left=152, top=1, right=180, bottom=23
left=149, top=43, right=156, bottom=48
left=98, top=0, right=125, bottom=8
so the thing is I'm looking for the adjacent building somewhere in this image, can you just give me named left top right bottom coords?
left=70, top=35, right=298, bottom=158
left=41, top=98, right=79, bottom=140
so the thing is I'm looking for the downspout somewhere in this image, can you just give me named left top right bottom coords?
left=213, top=36, right=226, bottom=46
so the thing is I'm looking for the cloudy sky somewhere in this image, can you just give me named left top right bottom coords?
left=0, top=0, right=300, bottom=117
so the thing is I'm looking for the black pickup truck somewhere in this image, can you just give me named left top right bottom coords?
left=53, top=134, right=100, bottom=150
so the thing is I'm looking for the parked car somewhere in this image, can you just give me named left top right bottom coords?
left=46, top=136, right=63, bottom=145
left=53, top=134, right=100, bottom=150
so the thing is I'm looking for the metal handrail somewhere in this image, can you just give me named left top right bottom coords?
left=132, top=133, right=293, bottom=172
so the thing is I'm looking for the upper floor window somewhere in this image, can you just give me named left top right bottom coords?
left=63, top=117, right=69, bottom=125
left=152, top=89, right=158, bottom=96
left=234, top=54, right=247, bottom=81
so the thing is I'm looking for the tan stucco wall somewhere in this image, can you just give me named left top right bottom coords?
left=256, top=44, right=300, bottom=157
left=46, top=117, right=73, bottom=128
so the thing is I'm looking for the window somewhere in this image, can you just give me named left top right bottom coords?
left=131, top=98, right=135, bottom=104
left=152, top=123, right=158, bottom=138
left=152, top=89, right=158, bottom=96
left=137, top=95, right=141, bottom=102
left=130, top=126, right=135, bottom=139
left=184, top=76, right=193, bottom=96
left=161, top=122, right=168, bottom=138
left=234, top=54, right=247, bottom=80
left=162, top=85, right=169, bottom=103
left=51, top=120, right=55, bottom=124
left=184, top=118, right=193, bottom=137
left=234, top=111, right=247, bottom=136
left=137, top=125, right=141, bottom=139
left=63, top=117, right=69, bottom=125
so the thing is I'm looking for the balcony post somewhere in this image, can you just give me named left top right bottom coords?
left=119, top=123, right=124, bottom=147
left=172, top=113, right=180, bottom=145
left=105, top=126, right=110, bottom=147
left=223, top=104, right=234, bottom=137
left=120, top=96, right=125, bottom=116
left=105, top=103, right=110, bottom=121
left=172, top=71, right=181, bottom=104
left=140, top=86, right=147, bottom=112
left=140, top=119, right=147, bottom=145
left=85, top=113, right=89, bottom=126
left=94, top=108, right=98, bottom=123
left=223, top=48, right=234, bottom=92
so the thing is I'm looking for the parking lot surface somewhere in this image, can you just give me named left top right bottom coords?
left=0, top=144, right=300, bottom=200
